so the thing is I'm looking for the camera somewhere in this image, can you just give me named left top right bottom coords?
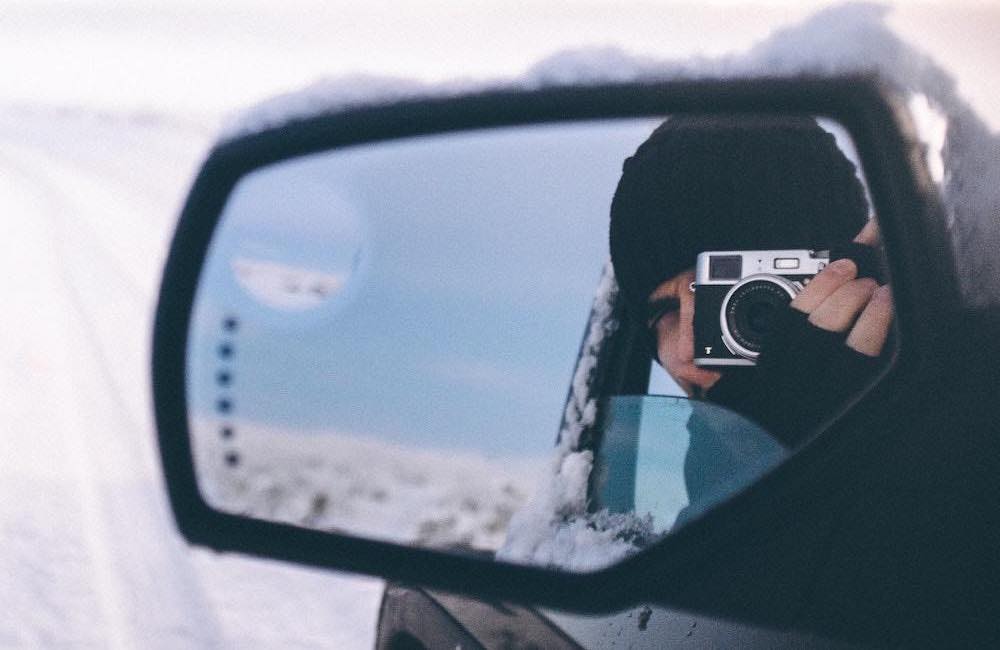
left=692, top=250, right=828, bottom=366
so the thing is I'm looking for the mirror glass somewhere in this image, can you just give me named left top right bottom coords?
left=186, top=115, right=892, bottom=570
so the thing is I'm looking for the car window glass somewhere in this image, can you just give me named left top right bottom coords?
left=591, top=395, right=787, bottom=536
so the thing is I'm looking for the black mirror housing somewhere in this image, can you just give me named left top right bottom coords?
left=152, top=75, right=963, bottom=631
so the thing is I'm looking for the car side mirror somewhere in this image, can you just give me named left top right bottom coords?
left=153, top=76, right=955, bottom=624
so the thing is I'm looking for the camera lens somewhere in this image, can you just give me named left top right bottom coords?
left=721, top=276, right=797, bottom=359
left=745, top=300, right=777, bottom=334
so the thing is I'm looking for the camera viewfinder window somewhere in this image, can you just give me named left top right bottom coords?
left=709, top=255, right=743, bottom=280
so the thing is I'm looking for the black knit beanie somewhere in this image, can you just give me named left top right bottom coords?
left=609, top=115, right=870, bottom=315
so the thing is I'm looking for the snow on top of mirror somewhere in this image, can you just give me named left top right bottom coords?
left=220, top=4, right=955, bottom=138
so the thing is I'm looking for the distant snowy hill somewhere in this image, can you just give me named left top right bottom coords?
left=195, top=419, right=543, bottom=552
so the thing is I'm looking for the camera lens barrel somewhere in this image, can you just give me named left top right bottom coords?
left=720, top=274, right=799, bottom=360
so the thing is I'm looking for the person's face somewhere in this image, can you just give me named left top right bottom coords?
left=647, top=269, right=723, bottom=397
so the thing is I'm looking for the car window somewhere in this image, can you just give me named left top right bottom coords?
left=591, top=394, right=787, bottom=535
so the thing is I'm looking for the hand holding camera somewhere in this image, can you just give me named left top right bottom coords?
left=702, top=221, right=895, bottom=447
left=792, top=220, right=893, bottom=357
left=693, top=221, right=892, bottom=367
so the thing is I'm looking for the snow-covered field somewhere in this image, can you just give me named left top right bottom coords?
left=194, top=419, right=542, bottom=552
left=0, top=107, right=385, bottom=649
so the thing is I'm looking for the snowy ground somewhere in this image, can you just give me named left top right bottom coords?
left=0, top=107, right=384, bottom=649
left=194, top=418, right=542, bottom=552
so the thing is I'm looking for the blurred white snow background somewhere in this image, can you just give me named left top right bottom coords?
left=2, top=1, right=1000, bottom=648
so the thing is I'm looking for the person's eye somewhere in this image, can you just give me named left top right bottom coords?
left=646, top=296, right=681, bottom=330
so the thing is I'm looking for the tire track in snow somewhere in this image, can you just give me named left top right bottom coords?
left=0, top=169, right=117, bottom=649
left=0, top=150, right=226, bottom=649
left=0, top=119, right=206, bottom=309
left=0, top=155, right=136, bottom=649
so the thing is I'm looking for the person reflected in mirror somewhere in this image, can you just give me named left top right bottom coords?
left=609, top=115, right=894, bottom=517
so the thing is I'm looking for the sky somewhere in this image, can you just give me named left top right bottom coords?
left=2, top=1, right=1000, bottom=129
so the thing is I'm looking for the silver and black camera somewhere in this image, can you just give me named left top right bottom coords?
left=692, top=250, right=828, bottom=366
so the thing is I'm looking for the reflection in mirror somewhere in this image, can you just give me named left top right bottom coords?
left=186, top=114, right=894, bottom=572
left=612, top=115, right=891, bottom=449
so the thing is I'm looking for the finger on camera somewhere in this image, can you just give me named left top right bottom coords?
left=853, top=219, right=881, bottom=246
left=808, top=278, right=879, bottom=333
left=790, top=258, right=858, bottom=314
left=846, top=285, right=894, bottom=357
